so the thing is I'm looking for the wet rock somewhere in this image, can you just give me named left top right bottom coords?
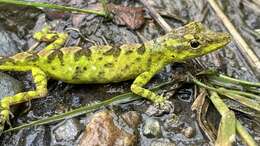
left=0, top=72, right=23, bottom=99
left=143, top=118, right=161, bottom=138
left=150, top=138, right=176, bottom=146
left=121, top=111, right=141, bottom=128
left=0, top=30, right=22, bottom=57
left=181, top=126, right=195, bottom=138
left=52, top=118, right=81, bottom=144
left=79, top=111, right=137, bottom=146
left=0, top=126, right=49, bottom=146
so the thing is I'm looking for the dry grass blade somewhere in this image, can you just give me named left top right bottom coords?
left=236, top=121, right=258, bottom=146
left=209, top=92, right=236, bottom=146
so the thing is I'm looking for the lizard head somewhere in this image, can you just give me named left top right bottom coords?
left=163, top=22, right=231, bottom=61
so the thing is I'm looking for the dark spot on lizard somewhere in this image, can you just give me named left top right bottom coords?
left=74, top=48, right=92, bottom=61
left=176, top=44, right=187, bottom=50
left=104, top=63, right=114, bottom=68
left=103, top=45, right=121, bottom=57
left=124, top=65, right=130, bottom=70
left=47, top=49, right=64, bottom=65
left=137, top=44, right=145, bottom=55
left=125, top=50, right=133, bottom=55
left=97, top=71, right=106, bottom=80
left=136, top=57, right=141, bottom=62
left=83, top=67, right=87, bottom=71
left=147, top=58, right=152, bottom=68
left=72, top=66, right=82, bottom=80
left=98, top=57, right=103, bottom=61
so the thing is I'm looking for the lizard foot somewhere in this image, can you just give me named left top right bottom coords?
left=154, top=96, right=174, bottom=113
left=0, top=109, right=10, bottom=135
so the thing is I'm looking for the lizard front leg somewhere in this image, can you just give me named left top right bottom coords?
left=131, top=70, right=167, bottom=106
left=0, top=67, right=48, bottom=133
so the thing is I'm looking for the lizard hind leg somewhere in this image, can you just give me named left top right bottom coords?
left=0, top=67, right=48, bottom=133
left=33, top=25, right=68, bottom=51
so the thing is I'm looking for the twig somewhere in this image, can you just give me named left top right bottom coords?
left=139, top=0, right=172, bottom=33
left=242, top=0, right=260, bottom=15
left=251, top=0, right=260, bottom=6
left=27, top=42, right=40, bottom=52
left=207, top=0, right=260, bottom=75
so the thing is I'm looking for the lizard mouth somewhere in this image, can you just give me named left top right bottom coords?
left=217, top=32, right=231, bottom=46
left=206, top=31, right=231, bottom=52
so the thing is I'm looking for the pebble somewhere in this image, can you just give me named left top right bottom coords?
left=143, top=118, right=161, bottom=138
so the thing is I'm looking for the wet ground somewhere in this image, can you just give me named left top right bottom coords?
left=0, top=0, right=259, bottom=145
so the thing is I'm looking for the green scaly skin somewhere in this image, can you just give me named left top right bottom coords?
left=0, top=22, right=230, bottom=133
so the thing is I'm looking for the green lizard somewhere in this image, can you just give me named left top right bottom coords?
left=0, top=22, right=230, bottom=132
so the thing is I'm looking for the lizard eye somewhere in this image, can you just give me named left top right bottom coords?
left=190, top=40, right=200, bottom=49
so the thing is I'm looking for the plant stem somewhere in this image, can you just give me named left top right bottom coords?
left=215, top=74, right=260, bottom=87
left=208, top=91, right=257, bottom=146
left=188, top=73, right=260, bottom=111
left=0, top=0, right=107, bottom=16
left=236, top=121, right=258, bottom=146
left=217, top=87, right=260, bottom=101
left=209, top=92, right=236, bottom=146
left=208, top=78, right=260, bottom=94
left=224, top=92, right=260, bottom=111
left=4, top=80, right=176, bottom=133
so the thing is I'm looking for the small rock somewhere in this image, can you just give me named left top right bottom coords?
left=150, top=138, right=176, bottom=146
left=182, top=126, right=195, bottom=138
left=121, top=111, right=141, bottom=128
left=79, top=111, right=137, bottom=146
left=0, top=72, right=23, bottom=99
left=143, top=118, right=161, bottom=138
left=52, top=118, right=81, bottom=143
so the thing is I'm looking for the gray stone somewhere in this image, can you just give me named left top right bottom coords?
left=1, top=126, right=48, bottom=146
left=143, top=118, right=161, bottom=138
left=52, top=118, right=81, bottom=143
left=0, top=30, right=22, bottom=57
left=0, top=72, right=23, bottom=99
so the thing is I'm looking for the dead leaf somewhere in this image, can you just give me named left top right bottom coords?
left=107, top=4, right=145, bottom=30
